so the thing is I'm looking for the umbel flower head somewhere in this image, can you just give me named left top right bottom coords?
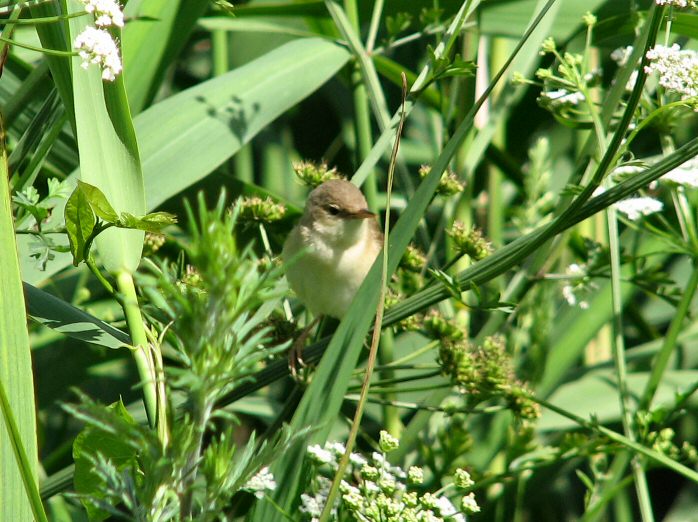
left=301, top=437, right=479, bottom=521
left=80, top=0, right=124, bottom=27
left=73, top=26, right=123, bottom=81
left=645, top=44, right=698, bottom=102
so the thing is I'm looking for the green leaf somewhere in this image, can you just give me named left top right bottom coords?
left=0, top=121, right=39, bottom=520
left=73, top=401, right=138, bottom=521
left=117, top=211, right=177, bottom=232
left=76, top=181, right=119, bottom=223
left=123, top=0, right=210, bottom=113
left=67, top=0, right=146, bottom=275
left=64, top=185, right=96, bottom=266
left=24, top=283, right=130, bottom=350
left=138, top=37, right=350, bottom=210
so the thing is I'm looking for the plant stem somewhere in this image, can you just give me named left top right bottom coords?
left=639, top=262, right=698, bottom=410
left=0, top=34, right=76, bottom=56
left=607, top=206, right=654, bottom=522
left=531, top=395, right=698, bottom=483
left=115, top=271, right=159, bottom=432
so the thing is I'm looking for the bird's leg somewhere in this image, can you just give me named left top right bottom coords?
left=289, top=315, right=321, bottom=380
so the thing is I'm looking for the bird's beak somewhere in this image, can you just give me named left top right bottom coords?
left=346, top=208, right=376, bottom=220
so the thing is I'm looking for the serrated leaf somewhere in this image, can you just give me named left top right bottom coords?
left=76, top=181, right=119, bottom=223
left=117, top=211, right=177, bottom=233
left=73, top=401, right=138, bottom=522
left=64, top=186, right=96, bottom=266
left=428, top=268, right=463, bottom=301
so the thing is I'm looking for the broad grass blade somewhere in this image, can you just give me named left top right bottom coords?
left=0, top=120, right=38, bottom=522
left=66, top=0, right=145, bottom=274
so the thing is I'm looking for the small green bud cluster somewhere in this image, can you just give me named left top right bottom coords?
left=400, top=244, right=428, bottom=273
left=293, top=160, right=342, bottom=187
left=438, top=335, right=540, bottom=420
left=419, top=165, right=465, bottom=197
left=636, top=412, right=698, bottom=464
left=423, top=310, right=467, bottom=343
left=446, top=221, right=492, bottom=261
left=236, top=196, right=286, bottom=223
left=143, top=232, right=166, bottom=255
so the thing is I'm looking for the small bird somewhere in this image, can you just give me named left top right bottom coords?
left=282, top=179, right=383, bottom=320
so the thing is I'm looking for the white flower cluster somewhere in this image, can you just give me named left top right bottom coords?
left=74, top=27, right=122, bottom=81
left=610, top=46, right=640, bottom=92
left=655, top=0, right=696, bottom=7
left=539, top=89, right=586, bottom=108
left=243, top=467, right=277, bottom=499
left=81, top=0, right=124, bottom=27
left=561, top=263, right=593, bottom=309
left=645, top=44, right=698, bottom=100
left=615, top=197, right=664, bottom=220
left=300, top=439, right=479, bottom=522
left=611, top=46, right=633, bottom=67
left=73, top=0, right=124, bottom=81
left=663, top=156, right=698, bottom=188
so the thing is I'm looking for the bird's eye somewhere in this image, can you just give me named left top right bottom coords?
left=327, top=205, right=341, bottom=216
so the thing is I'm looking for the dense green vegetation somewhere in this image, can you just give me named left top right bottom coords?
left=2, top=0, right=698, bottom=520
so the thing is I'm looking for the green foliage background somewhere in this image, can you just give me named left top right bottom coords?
left=2, top=0, right=698, bottom=520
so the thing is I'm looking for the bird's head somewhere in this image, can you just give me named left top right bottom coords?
left=303, top=179, right=376, bottom=248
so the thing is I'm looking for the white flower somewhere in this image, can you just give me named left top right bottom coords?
left=462, top=492, right=481, bottom=513
left=73, top=26, right=122, bottom=81
left=655, top=0, right=695, bottom=7
left=435, top=496, right=458, bottom=517
left=300, top=493, right=323, bottom=518
left=662, top=156, right=698, bottom=187
left=349, top=452, right=368, bottom=467
left=566, top=263, right=585, bottom=277
left=562, top=284, right=578, bottom=306
left=326, top=441, right=346, bottom=456
left=408, top=466, right=424, bottom=484
left=612, top=164, right=646, bottom=176
left=454, top=468, right=475, bottom=489
left=615, top=196, right=663, bottom=220
left=307, top=444, right=334, bottom=465
left=645, top=44, right=698, bottom=99
left=540, top=89, right=586, bottom=107
left=80, top=0, right=124, bottom=27
left=379, top=430, right=400, bottom=452
left=244, top=467, right=276, bottom=499
left=419, top=510, right=442, bottom=522
left=611, top=46, right=633, bottom=67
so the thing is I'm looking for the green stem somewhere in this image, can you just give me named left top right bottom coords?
left=365, top=0, right=383, bottom=53
left=378, top=329, right=401, bottom=436
left=86, top=256, right=116, bottom=296
left=115, top=271, right=159, bottom=432
left=606, top=206, right=654, bottom=522
left=342, top=0, right=379, bottom=211
left=0, top=34, right=77, bottom=56
left=0, top=10, right=85, bottom=24
left=532, top=395, right=698, bottom=483
left=0, top=379, right=48, bottom=522
left=639, top=262, right=698, bottom=411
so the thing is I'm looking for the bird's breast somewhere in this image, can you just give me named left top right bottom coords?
left=282, top=223, right=380, bottom=318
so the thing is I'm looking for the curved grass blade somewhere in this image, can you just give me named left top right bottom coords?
left=24, top=282, right=131, bottom=350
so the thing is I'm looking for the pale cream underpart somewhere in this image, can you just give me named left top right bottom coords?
left=283, top=216, right=381, bottom=319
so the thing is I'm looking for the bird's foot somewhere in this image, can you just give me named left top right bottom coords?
left=288, top=316, right=321, bottom=382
